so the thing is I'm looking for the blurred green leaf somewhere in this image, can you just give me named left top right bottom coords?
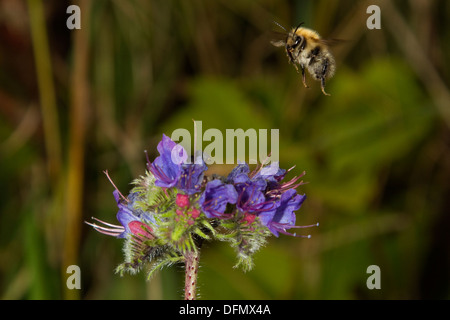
left=160, top=77, right=272, bottom=132
left=304, top=58, right=434, bottom=212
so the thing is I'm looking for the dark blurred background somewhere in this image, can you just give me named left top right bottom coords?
left=1, top=0, right=449, bottom=299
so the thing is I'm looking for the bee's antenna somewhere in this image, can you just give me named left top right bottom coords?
left=272, top=21, right=287, bottom=32
left=294, top=22, right=305, bottom=33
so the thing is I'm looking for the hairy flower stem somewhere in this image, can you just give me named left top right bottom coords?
left=184, top=250, right=200, bottom=300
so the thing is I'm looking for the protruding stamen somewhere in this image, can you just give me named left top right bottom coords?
left=85, top=219, right=124, bottom=237
left=144, top=150, right=151, bottom=169
left=286, top=222, right=319, bottom=229
left=90, top=216, right=120, bottom=228
left=271, top=221, right=319, bottom=238
left=104, top=170, right=128, bottom=202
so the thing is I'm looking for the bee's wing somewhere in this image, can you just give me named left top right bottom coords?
left=318, top=38, right=347, bottom=47
left=269, top=20, right=289, bottom=47
left=270, top=29, right=289, bottom=47
left=270, top=39, right=286, bottom=47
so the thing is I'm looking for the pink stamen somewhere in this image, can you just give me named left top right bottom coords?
left=85, top=218, right=125, bottom=237
left=104, top=170, right=129, bottom=203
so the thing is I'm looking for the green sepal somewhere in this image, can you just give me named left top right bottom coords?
left=130, top=171, right=176, bottom=214
left=193, top=227, right=211, bottom=240
left=146, top=254, right=184, bottom=281
left=171, top=222, right=186, bottom=243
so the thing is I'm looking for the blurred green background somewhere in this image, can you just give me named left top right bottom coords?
left=1, top=0, right=449, bottom=300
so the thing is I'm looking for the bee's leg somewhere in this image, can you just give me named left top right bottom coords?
left=287, top=50, right=297, bottom=68
left=301, top=65, right=309, bottom=88
left=320, top=60, right=331, bottom=96
left=320, top=77, right=330, bottom=96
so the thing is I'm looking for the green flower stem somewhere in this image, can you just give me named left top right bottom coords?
left=184, top=250, right=200, bottom=300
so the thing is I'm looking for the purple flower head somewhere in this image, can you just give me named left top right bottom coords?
left=226, top=162, right=250, bottom=183
left=233, top=174, right=270, bottom=213
left=251, top=162, right=286, bottom=186
left=87, top=190, right=156, bottom=239
left=199, top=179, right=238, bottom=218
left=148, top=134, right=188, bottom=188
left=178, top=153, right=208, bottom=195
left=115, top=196, right=138, bottom=238
left=226, top=162, right=277, bottom=214
left=256, top=163, right=306, bottom=199
left=259, top=189, right=307, bottom=237
left=114, top=190, right=156, bottom=238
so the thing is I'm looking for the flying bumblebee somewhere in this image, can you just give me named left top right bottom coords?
left=271, top=22, right=338, bottom=96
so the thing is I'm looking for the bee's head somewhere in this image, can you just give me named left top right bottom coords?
left=271, top=21, right=306, bottom=63
left=286, top=22, right=305, bottom=53
left=286, top=34, right=304, bottom=51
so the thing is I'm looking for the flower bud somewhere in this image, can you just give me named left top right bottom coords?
left=176, top=193, right=190, bottom=208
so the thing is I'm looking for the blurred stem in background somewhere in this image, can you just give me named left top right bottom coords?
left=63, top=0, right=91, bottom=300
left=28, top=0, right=91, bottom=299
left=27, top=0, right=61, bottom=184
left=27, top=0, right=63, bottom=299
left=382, top=0, right=450, bottom=128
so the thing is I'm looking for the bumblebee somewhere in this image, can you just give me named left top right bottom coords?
left=272, top=22, right=337, bottom=96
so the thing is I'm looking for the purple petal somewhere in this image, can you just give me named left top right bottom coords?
left=150, top=134, right=187, bottom=188
left=199, top=179, right=238, bottom=218
left=259, top=189, right=306, bottom=237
